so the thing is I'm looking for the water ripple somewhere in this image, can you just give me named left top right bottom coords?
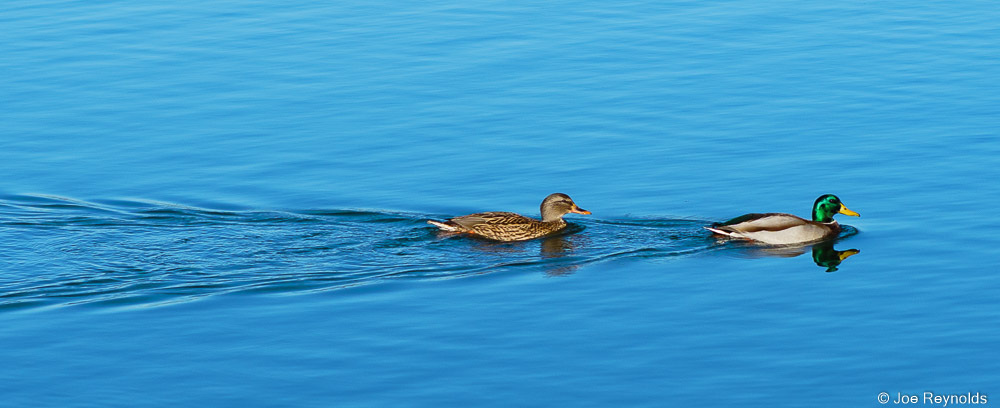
left=0, top=195, right=857, bottom=309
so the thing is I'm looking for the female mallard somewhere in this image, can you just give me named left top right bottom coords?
left=705, top=194, right=860, bottom=245
left=428, top=193, right=590, bottom=242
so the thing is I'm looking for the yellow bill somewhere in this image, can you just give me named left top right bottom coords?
left=839, top=204, right=860, bottom=217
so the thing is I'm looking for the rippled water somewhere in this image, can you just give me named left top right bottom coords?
left=2, top=0, right=999, bottom=407
left=5, top=193, right=801, bottom=309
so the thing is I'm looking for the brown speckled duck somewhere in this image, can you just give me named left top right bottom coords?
left=428, top=193, right=590, bottom=242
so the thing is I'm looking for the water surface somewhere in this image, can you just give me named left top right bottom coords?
left=2, top=0, right=999, bottom=407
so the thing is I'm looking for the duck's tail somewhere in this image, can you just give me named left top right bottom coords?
left=428, top=220, right=460, bottom=232
left=703, top=226, right=734, bottom=237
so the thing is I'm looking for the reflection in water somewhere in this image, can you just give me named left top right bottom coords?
left=810, top=241, right=860, bottom=272
left=724, top=239, right=860, bottom=272
left=436, top=223, right=587, bottom=277
left=539, top=231, right=586, bottom=276
left=540, top=234, right=573, bottom=256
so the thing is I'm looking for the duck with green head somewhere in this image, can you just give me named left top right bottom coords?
left=705, top=194, right=860, bottom=245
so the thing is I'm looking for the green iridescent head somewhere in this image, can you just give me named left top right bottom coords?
left=812, top=194, right=860, bottom=223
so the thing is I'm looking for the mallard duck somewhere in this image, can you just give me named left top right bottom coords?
left=428, top=193, right=590, bottom=242
left=705, top=194, right=860, bottom=245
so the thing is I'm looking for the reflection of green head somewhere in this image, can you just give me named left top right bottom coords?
left=812, top=194, right=860, bottom=223
left=811, top=241, right=860, bottom=272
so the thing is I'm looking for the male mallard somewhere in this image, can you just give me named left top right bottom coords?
left=428, top=193, right=590, bottom=242
left=705, top=194, right=860, bottom=245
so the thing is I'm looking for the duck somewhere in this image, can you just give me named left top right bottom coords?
left=705, top=194, right=860, bottom=245
left=428, top=193, right=590, bottom=242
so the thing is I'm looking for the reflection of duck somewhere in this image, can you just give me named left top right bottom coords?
left=428, top=193, right=590, bottom=242
left=540, top=233, right=574, bottom=258
left=450, top=225, right=586, bottom=276
left=706, top=194, right=860, bottom=245
left=539, top=233, right=584, bottom=276
left=724, top=239, right=860, bottom=272
left=811, top=241, right=859, bottom=272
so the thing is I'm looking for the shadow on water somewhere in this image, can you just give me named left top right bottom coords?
left=0, top=194, right=860, bottom=310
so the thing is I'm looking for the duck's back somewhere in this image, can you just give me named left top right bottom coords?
left=715, top=213, right=807, bottom=232
left=449, top=212, right=565, bottom=241
left=449, top=212, right=532, bottom=228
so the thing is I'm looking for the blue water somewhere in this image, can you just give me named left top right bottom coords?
left=2, top=1, right=999, bottom=406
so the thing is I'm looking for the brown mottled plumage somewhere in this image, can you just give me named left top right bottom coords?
left=428, top=193, right=590, bottom=242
